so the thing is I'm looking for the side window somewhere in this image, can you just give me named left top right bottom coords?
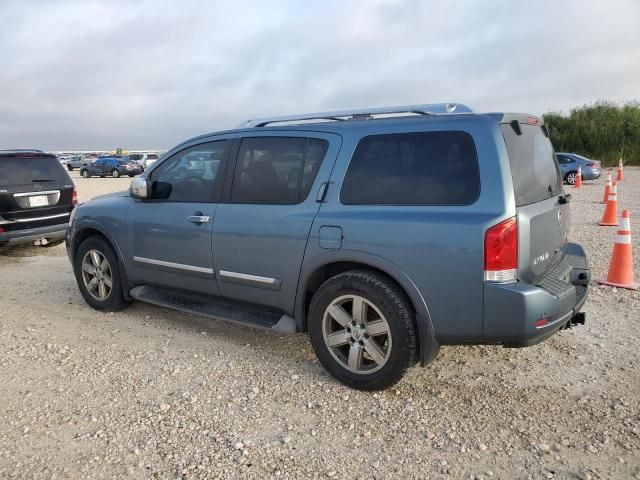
left=230, top=137, right=329, bottom=204
left=341, top=131, right=480, bottom=205
left=150, top=140, right=229, bottom=202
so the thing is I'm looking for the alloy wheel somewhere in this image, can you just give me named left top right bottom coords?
left=81, top=249, right=113, bottom=301
left=322, top=295, right=392, bottom=374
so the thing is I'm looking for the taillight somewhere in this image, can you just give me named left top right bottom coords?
left=0, top=226, right=5, bottom=234
left=72, top=188, right=78, bottom=205
left=586, top=162, right=595, bottom=167
left=484, top=217, right=518, bottom=282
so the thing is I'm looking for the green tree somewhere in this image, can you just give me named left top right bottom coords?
left=543, top=101, right=640, bottom=166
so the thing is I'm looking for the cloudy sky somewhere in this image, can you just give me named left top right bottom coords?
left=1, top=0, right=638, bottom=150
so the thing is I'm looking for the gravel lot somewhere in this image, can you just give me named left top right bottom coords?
left=1, top=169, right=639, bottom=479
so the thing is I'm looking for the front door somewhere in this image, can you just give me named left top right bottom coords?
left=212, top=133, right=341, bottom=312
left=127, top=140, right=230, bottom=295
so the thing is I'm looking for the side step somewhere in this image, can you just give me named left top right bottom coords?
left=129, top=286, right=297, bottom=334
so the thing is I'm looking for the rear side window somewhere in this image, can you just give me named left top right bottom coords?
left=0, top=156, right=70, bottom=186
left=500, top=124, right=562, bottom=207
left=341, top=131, right=480, bottom=205
left=231, top=137, right=329, bottom=204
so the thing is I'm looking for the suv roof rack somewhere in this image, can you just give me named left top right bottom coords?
left=238, top=103, right=473, bottom=128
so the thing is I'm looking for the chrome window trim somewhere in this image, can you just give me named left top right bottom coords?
left=133, top=256, right=214, bottom=274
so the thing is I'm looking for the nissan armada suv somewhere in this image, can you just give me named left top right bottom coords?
left=1, top=150, right=77, bottom=249
left=66, top=104, right=589, bottom=390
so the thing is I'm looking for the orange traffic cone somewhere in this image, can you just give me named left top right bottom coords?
left=598, top=181, right=618, bottom=226
left=598, top=210, right=640, bottom=290
left=574, top=165, right=582, bottom=189
left=616, top=158, right=624, bottom=181
left=602, top=171, right=612, bottom=204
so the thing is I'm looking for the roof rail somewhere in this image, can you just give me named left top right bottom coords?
left=238, top=103, right=473, bottom=128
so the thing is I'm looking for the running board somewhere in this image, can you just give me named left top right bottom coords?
left=129, top=286, right=297, bottom=333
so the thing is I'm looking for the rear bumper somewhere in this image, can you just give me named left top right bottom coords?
left=583, top=169, right=601, bottom=180
left=0, top=223, right=67, bottom=247
left=483, top=242, right=590, bottom=347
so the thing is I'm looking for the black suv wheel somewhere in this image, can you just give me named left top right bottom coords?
left=308, top=270, right=416, bottom=390
left=74, top=236, right=129, bottom=311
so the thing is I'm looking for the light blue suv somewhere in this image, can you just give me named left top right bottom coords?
left=66, top=104, right=590, bottom=390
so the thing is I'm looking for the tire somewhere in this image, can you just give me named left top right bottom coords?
left=565, top=171, right=578, bottom=185
left=308, top=270, right=417, bottom=391
left=67, top=165, right=73, bottom=171
left=128, top=174, right=134, bottom=177
left=111, top=169, right=120, bottom=178
left=73, top=236, right=129, bottom=311
left=81, top=169, right=90, bottom=178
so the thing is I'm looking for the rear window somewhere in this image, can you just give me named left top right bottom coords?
left=500, top=124, right=562, bottom=207
left=0, top=156, right=70, bottom=186
left=340, top=131, right=480, bottom=205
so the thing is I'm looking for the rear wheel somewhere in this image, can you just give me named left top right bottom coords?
left=565, top=171, right=578, bottom=185
left=74, top=236, right=129, bottom=311
left=308, top=270, right=416, bottom=390
left=67, top=165, right=73, bottom=171
left=81, top=169, right=90, bottom=178
left=111, top=169, right=120, bottom=178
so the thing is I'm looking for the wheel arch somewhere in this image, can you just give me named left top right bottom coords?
left=295, top=250, right=440, bottom=365
left=71, top=222, right=133, bottom=300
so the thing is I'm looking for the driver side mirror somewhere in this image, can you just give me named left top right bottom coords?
left=130, top=177, right=150, bottom=199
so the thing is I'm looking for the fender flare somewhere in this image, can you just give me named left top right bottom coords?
left=71, top=220, right=133, bottom=299
left=295, top=249, right=440, bottom=365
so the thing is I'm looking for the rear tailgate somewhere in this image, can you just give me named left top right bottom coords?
left=0, top=154, right=75, bottom=228
left=500, top=118, right=569, bottom=284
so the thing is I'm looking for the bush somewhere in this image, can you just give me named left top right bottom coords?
left=543, top=101, right=640, bottom=166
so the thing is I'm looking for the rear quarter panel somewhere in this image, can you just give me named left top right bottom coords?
left=304, top=116, right=514, bottom=342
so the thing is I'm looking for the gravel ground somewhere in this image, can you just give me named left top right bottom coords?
left=1, top=169, right=639, bottom=479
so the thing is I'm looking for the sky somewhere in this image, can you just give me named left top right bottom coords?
left=1, top=0, right=639, bottom=150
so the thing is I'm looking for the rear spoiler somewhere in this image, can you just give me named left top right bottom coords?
left=486, top=113, right=547, bottom=137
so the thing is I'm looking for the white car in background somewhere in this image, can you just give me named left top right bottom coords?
left=121, top=153, right=161, bottom=170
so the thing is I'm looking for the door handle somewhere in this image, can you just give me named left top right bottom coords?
left=188, top=215, right=210, bottom=224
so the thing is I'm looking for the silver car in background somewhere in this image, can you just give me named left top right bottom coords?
left=556, top=153, right=602, bottom=185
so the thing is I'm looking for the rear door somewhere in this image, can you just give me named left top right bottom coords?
left=500, top=120, right=569, bottom=284
left=212, top=132, right=341, bottom=312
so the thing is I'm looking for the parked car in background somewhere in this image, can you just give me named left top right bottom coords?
left=64, top=155, right=88, bottom=171
left=120, top=153, right=161, bottom=171
left=142, top=153, right=160, bottom=169
left=556, top=153, right=602, bottom=185
left=79, top=156, right=143, bottom=178
left=66, top=103, right=590, bottom=390
left=0, top=150, right=77, bottom=249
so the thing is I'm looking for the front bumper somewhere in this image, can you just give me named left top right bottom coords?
left=0, top=223, right=67, bottom=247
left=483, top=242, right=590, bottom=347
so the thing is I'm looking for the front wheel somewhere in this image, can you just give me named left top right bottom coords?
left=74, top=236, right=129, bottom=311
left=81, top=169, right=90, bottom=178
left=111, top=169, right=120, bottom=178
left=308, top=270, right=417, bottom=391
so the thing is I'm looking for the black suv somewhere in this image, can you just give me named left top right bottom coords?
left=0, top=150, right=77, bottom=249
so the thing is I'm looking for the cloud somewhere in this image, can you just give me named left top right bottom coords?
left=0, top=0, right=638, bottom=150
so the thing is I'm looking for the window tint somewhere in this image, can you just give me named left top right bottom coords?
left=150, top=141, right=229, bottom=202
left=500, top=124, right=561, bottom=207
left=0, top=156, right=70, bottom=186
left=341, top=131, right=480, bottom=205
left=231, top=137, right=328, bottom=204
